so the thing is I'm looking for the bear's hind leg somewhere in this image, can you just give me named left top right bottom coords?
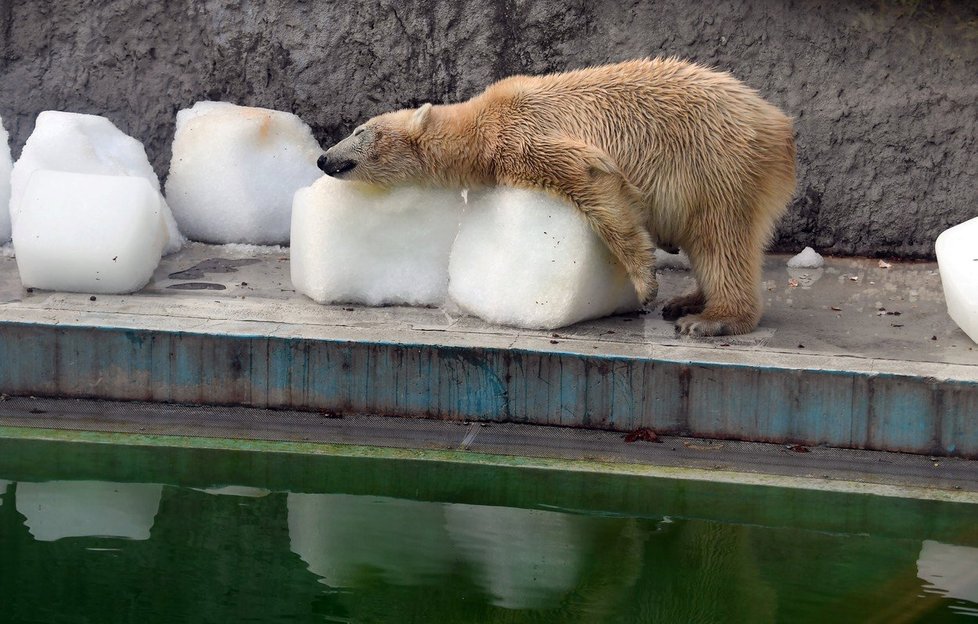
left=674, top=225, right=763, bottom=337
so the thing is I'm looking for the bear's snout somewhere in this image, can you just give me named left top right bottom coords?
left=317, top=152, right=357, bottom=177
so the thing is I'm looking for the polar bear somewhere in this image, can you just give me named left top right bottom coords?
left=319, top=58, right=796, bottom=336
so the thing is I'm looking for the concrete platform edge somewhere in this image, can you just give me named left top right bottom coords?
left=0, top=318, right=975, bottom=458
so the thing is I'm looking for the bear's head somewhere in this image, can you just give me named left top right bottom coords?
left=318, top=104, right=433, bottom=186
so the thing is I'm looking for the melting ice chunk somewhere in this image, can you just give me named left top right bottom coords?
left=936, top=216, right=978, bottom=344
left=786, top=246, right=825, bottom=269
left=291, top=176, right=464, bottom=306
left=14, top=171, right=169, bottom=294
left=448, top=187, right=639, bottom=329
left=165, top=102, right=322, bottom=245
left=10, top=111, right=183, bottom=253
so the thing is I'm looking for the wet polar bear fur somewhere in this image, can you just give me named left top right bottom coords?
left=319, top=58, right=796, bottom=336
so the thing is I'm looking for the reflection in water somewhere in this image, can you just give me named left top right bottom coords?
left=444, top=504, right=584, bottom=610
left=196, top=485, right=271, bottom=498
left=0, top=473, right=975, bottom=623
left=288, top=493, right=454, bottom=587
left=919, top=540, right=978, bottom=617
left=15, top=481, right=163, bottom=541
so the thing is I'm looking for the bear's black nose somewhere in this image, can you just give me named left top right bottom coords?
left=317, top=153, right=358, bottom=177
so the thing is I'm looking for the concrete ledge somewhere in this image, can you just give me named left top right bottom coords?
left=0, top=246, right=975, bottom=457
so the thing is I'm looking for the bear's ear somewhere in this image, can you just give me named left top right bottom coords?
left=412, top=103, right=433, bottom=131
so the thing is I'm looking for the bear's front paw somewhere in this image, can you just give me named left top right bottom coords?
left=632, top=271, right=658, bottom=307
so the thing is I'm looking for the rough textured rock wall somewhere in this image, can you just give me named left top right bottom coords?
left=0, top=0, right=975, bottom=257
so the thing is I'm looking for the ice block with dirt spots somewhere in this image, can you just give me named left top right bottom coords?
left=14, top=171, right=169, bottom=294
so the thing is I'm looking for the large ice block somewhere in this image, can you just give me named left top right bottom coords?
left=448, top=187, right=640, bottom=329
left=936, top=216, right=978, bottom=344
left=165, top=101, right=322, bottom=244
left=291, top=176, right=464, bottom=306
left=10, top=111, right=183, bottom=253
left=14, top=170, right=168, bottom=294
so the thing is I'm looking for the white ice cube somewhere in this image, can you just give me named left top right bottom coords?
left=10, top=111, right=183, bottom=254
left=291, top=176, right=464, bottom=306
left=448, top=187, right=639, bottom=329
left=14, top=170, right=168, bottom=294
left=166, top=101, right=322, bottom=245
left=786, top=246, right=825, bottom=268
left=0, top=117, right=11, bottom=243
left=936, top=217, right=978, bottom=344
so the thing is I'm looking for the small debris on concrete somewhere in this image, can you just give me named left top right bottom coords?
left=624, top=427, right=661, bottom=443
left=788, top=278, right=799, bottom=288
left=787, top=444, right=810, bottom=453
left=798, top=344, right=805, bottom=349
left=932, top=335, right=938, bottom=341
left=89, top=296, right=96, bottom=301
left=891, top=324, right=904, bottom=328
left=343, top=307, right=354, bottom=312
left=878, top=260, right=892, bottom=269
left=849, top=276, right=859, bottom=282
left=719, top=342, right=731, bottom=347
left=831, top=306, right=842, bottom=311
left=320, top=410, right=342, bottom=419
left=549, top=339, right=559, bottom=344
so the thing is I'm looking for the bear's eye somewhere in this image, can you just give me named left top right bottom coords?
left=353, top=127, right=365, bottom=137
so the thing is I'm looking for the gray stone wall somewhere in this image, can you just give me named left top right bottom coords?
left=1, top=0, right=975, bottom=257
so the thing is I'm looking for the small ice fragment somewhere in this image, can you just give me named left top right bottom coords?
left=165, top=102, right=322, bottom=245
left=217, top=243, right=288, bottom=256
left=291, top=176, right=464, bottom=306
left=786, top=246, right=824, bottom=269
left=448, top=187, right=639, bottom=329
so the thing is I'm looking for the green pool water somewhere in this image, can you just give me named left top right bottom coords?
left=0, top=435, right=976, bottom=623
